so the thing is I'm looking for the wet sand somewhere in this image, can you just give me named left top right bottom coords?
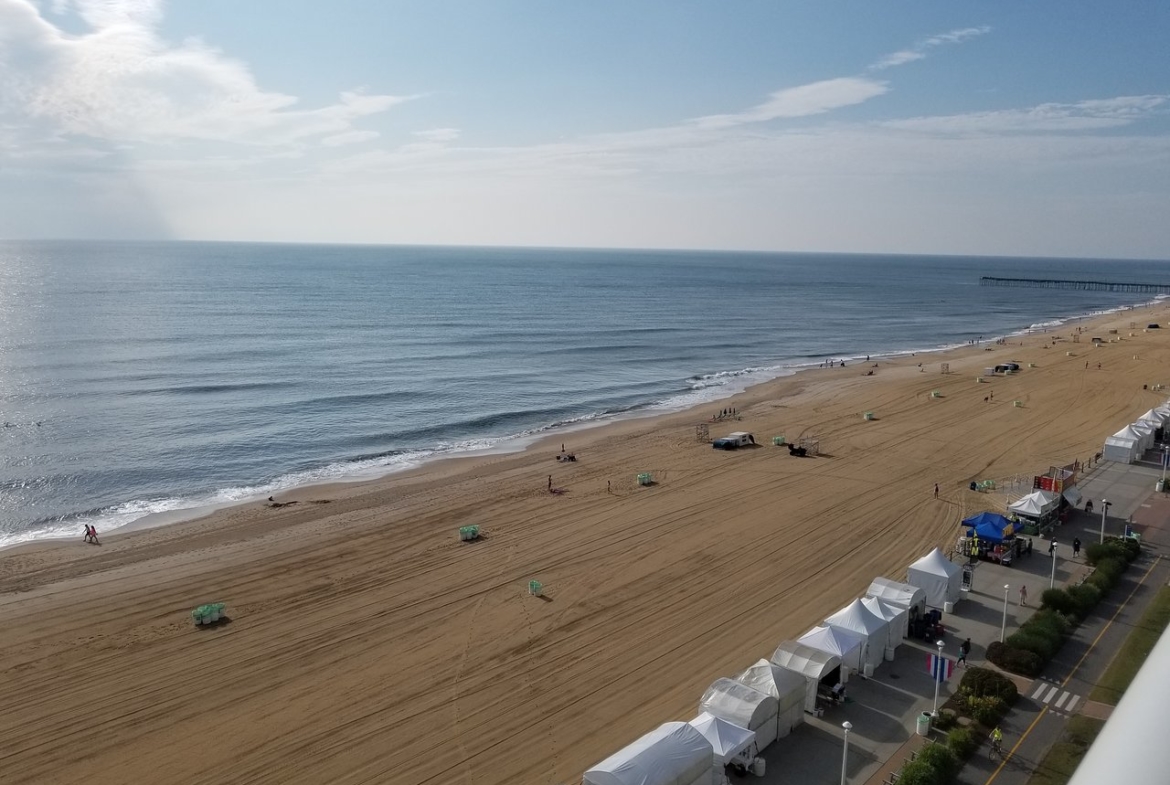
left=2, top=306, right=1168, bottom=784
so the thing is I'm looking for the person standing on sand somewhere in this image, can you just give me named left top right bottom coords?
left=934, top=483, right=939, bottom=499
left=548, top=475, right=552, bottom=491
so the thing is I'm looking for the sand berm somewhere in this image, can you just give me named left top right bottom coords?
left=2, top=306, right=1166, bottom=784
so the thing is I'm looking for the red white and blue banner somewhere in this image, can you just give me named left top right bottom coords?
left=927, top=654, right=954, bottom=683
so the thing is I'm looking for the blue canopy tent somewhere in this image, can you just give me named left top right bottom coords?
left=961, top=512, right=1018, bottom=544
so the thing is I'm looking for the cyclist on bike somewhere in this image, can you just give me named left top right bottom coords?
left=990, top=726, right=1004, bottom=754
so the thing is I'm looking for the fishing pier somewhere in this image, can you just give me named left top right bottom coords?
left=980, top=277, right=1170, bottom=295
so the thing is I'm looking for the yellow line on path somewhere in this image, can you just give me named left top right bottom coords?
left=981, top=554, right=1162, bottom=785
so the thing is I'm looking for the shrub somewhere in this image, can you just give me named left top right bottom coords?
left=1007, top=629, right=1061, bottom=661
left=915, top=743, right=959, bottom=781
left=897, top=758, right=943, bottom=785
left=1067, top=583, right=1102, bottom=618
left=959, top=666, right=1018, bottom=702
left=1085, top=540, right=1131, bottom=566
left=1093, top=557, right=1125, bottom=589
left=947, top=727, right=977, bottom=760
left=1029, top=608, right=1072, bottom=638
left=964, top=693, right=1007, bottom=726
left=1040, top=588, right=1077, bottom=616
left=1085, top=570, right=1114, bottom=594
left=987, top=640, right=1043, bottom=676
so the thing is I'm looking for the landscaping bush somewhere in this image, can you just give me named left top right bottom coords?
left=933, top=710, right=957, bottom=731
left=896, top=758, right=943, bottom=785
left=987, top=640, right=1043, bottom=676
left=958, top=666, right=1019, bottom=703
left=1067, top=583, right=1103, bottom=619
left=947, top=727, right=977, bottom=760
left=1085, top=539, right=1134, bottom=566
left=1092, top=557, right=1126, bottom=590
left=1085, top=569, right=1114, bottom=594
left=963, top=693, right=1008, bottom=726
left=1029, top=608, right=1072, bottom=638
left=915, top=743, right=959, bottom=781
left=1040, top=588, right=1078, bottom=616
left=1007, top=628, right=1061, bottom=662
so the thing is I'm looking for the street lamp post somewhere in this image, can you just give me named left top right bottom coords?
left=841, top=721, right=852, bottom=785
left=1001, top=584, right=1010, bottom=642
left=932, top=639, right=945, bottom=716
left=1099, top=499, right=1111, bottom=544
left=1050, top=540, right=1058, bottom=589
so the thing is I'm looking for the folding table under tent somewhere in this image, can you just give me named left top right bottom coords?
left=797, top=624, right=866, bottom=676
left=687, top=712, right=757, bottom=768
left=824, top=598, right=889, bottom=675
left=907, top=548, right=963, bottom=610
left=698, top=678, right=781, bottom=751
left=861, top=596, right=907, bottom=657
left=582, top=721, right=715, bottom=785
left=770, top=641, right=843, bottom=713
left=865, top=577, right=926, bottom=637
left=735, top=659, right=807, bottom=738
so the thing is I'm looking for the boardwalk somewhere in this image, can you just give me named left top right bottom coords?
left=980, top=277, right=1170, bottom=294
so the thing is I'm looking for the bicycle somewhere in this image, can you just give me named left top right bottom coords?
left=989, top=737, right=1003, bottom=760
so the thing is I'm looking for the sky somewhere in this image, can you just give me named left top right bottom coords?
left=0, top=1, right=1168, bottom=258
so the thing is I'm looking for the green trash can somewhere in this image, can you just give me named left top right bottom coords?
left=917, top=711, right=932, bottom=736
left=772, top=436, right=786, bottom=446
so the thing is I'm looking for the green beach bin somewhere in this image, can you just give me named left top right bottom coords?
left=772, top=436, right=786, bottom=445
left=637, top=472, right=652, bottom=486
left=863, top=412, right=874, bottom=421
left=528, top=580, right=543, bottom=597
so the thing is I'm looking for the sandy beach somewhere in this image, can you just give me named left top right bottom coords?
left=3, top=304, right=1169, bottom=785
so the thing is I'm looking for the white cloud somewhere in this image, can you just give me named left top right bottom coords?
left=0, top=0, right=408, bottom=147
left=692, top=77, right=889, bottom=129
left=412, top=127, right=460, bottom=142
left=870, top=25, right=991, bottom=71
left=883, top=95, right=1169, bottom=134
left=321, top=130, right=380, bottom=147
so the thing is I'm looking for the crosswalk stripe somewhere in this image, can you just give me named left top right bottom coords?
left=1032, top=683, right=1047, bottom=699
left=1055, top=692, right=1069, bottom=709
left=1065, top=695, right=1080, bottom=712
left=1043, top=686, right=1059, bottom=704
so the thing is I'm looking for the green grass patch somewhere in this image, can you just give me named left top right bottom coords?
left=1025, top=716, right=1105, bottom=785
left=1090, top=585, right=1170, bottom=704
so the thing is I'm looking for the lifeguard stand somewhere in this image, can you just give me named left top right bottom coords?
left=940, top=363, right=950, bottom=375
left=799, top=436, right=820, bottom=457
left=695, top=423, right=710, bottom=442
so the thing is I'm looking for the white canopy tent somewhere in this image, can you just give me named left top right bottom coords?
left=824, top=598, right=890, bottom=674
left=583, top=721, right=714, bottom=785
left=735, top=659, right=807, bottom=738
left=698, top=678, right=780, bottom=750
left=1103, top=433, right=1140, bottom=464
left=865, top=577, right=926, bottom=637
left=907, top=548, right=963, bottom=609
left=1008, top=489, right=1060, bottom=519
left=687, top=713, right=756, bottom=768
left=1139, top=408, right=1168, bottom=427
left=861, top=596, right=907, bottom=655
left=770, top=642, right=842, bottom=713
left=1130, top=420, right=1156, bottom=451
left=798, top=624, right=866, bottom=674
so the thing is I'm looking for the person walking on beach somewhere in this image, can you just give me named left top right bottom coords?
left=547, top=475, right=552, bottom=491
left=1073, top=537, right=1081, bottom=559
left=1019, top=584, right=1028, bottom=606
left=958, top=638, right=971, bottom=667
left=934, top=483, right=939, bottom=499
left=82, top=525, right=92, bottom=543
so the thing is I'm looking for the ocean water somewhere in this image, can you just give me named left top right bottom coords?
left=0, top=241, right=1165, bottom=546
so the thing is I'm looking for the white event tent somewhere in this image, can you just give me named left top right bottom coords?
left=698, top=678, right=780, bottom=750
left=1008, top=489, right=1060, bottom=519
left=687, top=713, right=757, bottom=768
left=770, top=641, right=843, bottom=713
left=861, top=596, right=906, bottom=656
left=1130, top=420, right=1156, bottom=451
left=1139, top=408, right=1168, bottom=428
left=735, top=659, right=807, bottom=738
left=583, top=721, right=714, bottom=785
left=824, top=599, right=889, bottom=674
left=798, top=624, right=866, bottom=674
left=1103, top=430, right=1140, bottom=464
left=865, top=577, right=926, bottom=637
left=907, top=548, right=963, bottom=609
